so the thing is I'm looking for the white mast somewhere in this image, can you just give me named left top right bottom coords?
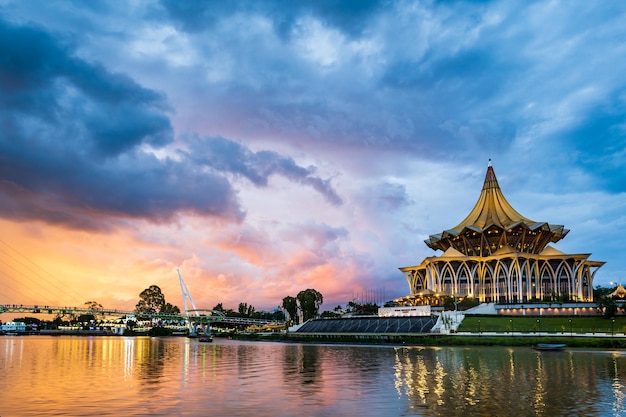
left=177, top=269, right=200, bottom=336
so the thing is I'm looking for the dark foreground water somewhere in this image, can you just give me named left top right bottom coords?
left=0, top=336, right=624, bottom=417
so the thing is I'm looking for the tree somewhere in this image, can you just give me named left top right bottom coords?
left=597, top=296, right=618, bottom=318
left=84, top=301, right=103, bottom=311
left=213, top=303, right=224, bottom=312
left=76, top=314, right=96, bottom=323
left=135, top=285, right=166, bottom=315
left=238, top=302, right=249, bottom=317
left=458, top=296, right=480, bottom=311
left=161, top=303, right=180, bottom=314
left=443, top=296, right=455, bottom=311
left=320, top=310, right=341, bottom=318
left=297, top=289, right=323, bottom=322
left=282, top=296, right=298, bottom=324
left=594, top=285, right=615, bottom=300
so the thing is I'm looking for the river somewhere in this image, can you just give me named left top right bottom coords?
left=0, top=336, right=624, bottom=416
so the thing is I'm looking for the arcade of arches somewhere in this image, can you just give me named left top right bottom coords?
left=396, top=162, right=604, bottom=306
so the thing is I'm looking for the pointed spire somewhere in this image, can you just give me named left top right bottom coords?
left=451, top=162, right=533, bottom=232
left=424, top=161, right=570, bottom=254
left=483, top=162, right=499, bottom=191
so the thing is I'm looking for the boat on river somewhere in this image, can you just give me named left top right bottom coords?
left=532, top=343, right=567, bottom=351
left=198, top=335, right=213, bottom=343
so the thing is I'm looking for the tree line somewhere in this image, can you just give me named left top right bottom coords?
left=3, top=285, right=332, bottom=329
left=133, top=285, right=326, bottom=324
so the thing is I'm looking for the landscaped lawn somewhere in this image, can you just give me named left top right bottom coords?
left=458, top=315, right=626, bottom=334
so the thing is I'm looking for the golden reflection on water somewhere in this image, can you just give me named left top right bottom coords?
left=1, top=336, right=625, bottom=416
left=392, top=345, right=626, bottom=417
left=533, top=350, right=546, bottom=414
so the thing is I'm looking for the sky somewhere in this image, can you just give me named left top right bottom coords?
left=1, top=0, right=625, bottom=314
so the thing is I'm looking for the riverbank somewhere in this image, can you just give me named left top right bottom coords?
left=217, top=331, right=626, bottom=348
left=5, top=329, right=626, bottom=348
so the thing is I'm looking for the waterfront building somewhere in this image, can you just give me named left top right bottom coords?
left=397, top=161, right=604, bottom=306
left=0, top=321, right=27, bottom=334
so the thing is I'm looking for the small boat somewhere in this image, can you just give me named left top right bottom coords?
left=532, top=343, right=566, bottom=351
left=198, top=336, right=213, bottom=343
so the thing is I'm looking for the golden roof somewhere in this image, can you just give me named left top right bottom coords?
left=450, top=161, right=535, bottom=232
left=610, top=285, right=626, bottom=298
left=425, top=161, right=569, bottom=255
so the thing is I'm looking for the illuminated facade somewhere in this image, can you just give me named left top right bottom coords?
left=398, top=162, right=604, bottom=305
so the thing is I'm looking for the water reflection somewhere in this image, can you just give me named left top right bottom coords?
left=392, top=346, right=626, bottom=416
left=0, top=337, right=625, bottom=416
left=612, top=355, right=626, bottom=415
left=283, top=344, right=322, bottom=388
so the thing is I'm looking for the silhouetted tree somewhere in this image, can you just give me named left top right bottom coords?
left=161, top=303, right=180, bottom=314
left=594, top=285, right=615, bottom=300
left=297, top=289, right=323, bottom=322
left=282, top=296, right=298, bottom=324
left=320, top=310, right=341, bottom=318
left=597, top=296, right=618, bottom=318
left=84, top=301, right=103, bottom=310
left=135, top=285, right=166, bottom=315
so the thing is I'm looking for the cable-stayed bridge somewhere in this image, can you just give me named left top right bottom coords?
left=0, top=269, right=285, bottom=332
left=0, top=303, right=281, bottom=327
left=0, top=239, right=285, bottom=332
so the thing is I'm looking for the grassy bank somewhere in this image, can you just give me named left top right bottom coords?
left=225, top=315, right=626, bottom=348
left=459, top=315, right=626, bottom=335
left=223, top=331, right=626, bottom=348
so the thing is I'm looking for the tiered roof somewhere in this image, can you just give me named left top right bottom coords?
left=425, top=161, right=569, bottom=256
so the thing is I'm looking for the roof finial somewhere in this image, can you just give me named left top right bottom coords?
left=488, top=158, right=492, bottom=167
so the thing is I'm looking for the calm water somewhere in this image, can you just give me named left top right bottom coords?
left=0, top=336, right=625, bottom=417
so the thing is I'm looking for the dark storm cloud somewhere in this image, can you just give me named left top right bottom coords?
left=0, top=17, right=344, bottom=229
left=182, top=136, right=343, bottom=206
left=0, top=17, right=222, bottom=229
left=0, top=18, right=172, bottom=156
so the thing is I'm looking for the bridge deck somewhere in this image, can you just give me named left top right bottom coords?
left=0, top=304, right=283, bottom=326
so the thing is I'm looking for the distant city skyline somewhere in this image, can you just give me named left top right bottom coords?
left=1, top=1, right=625, bottom=312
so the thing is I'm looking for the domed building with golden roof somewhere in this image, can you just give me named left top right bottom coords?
left=398, top=161, right=604, bottom=306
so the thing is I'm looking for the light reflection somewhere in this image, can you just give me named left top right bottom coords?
left=433, top=360, right=446, bottom=405
left=612, top=355, right=625, bottom=415
left=1, top=337, right=625, bottom=416
left=124, top=337, right=134, bottom=380
left=533, top=351, right=546, bottom=414
left=390, top=345, right=626, bottom=416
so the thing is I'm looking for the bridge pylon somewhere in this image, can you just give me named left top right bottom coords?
left=177, top=269, right=202, bottom=337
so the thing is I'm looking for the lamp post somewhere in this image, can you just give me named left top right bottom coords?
left=478, top=319, right=481, bottom=335
left=510, top=319, right=513, bottom=336
left=612, top=318, right=615, bottom=336
left=569, top=318, right=572, bottom=337
left=537, top=318, right=540, bottom=334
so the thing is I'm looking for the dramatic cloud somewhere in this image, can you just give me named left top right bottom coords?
left=0, top=16, right=341, bottom=231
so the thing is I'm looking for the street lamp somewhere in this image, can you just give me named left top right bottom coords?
left=612, top=318, right=615, bottom=336
left=569, top=318, right=572, bottom=337
left=510, top=319, right=513, bottom=335
left=478, top=319, right=481, bottom=335
left=537, top=319, right=540, bottom=334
